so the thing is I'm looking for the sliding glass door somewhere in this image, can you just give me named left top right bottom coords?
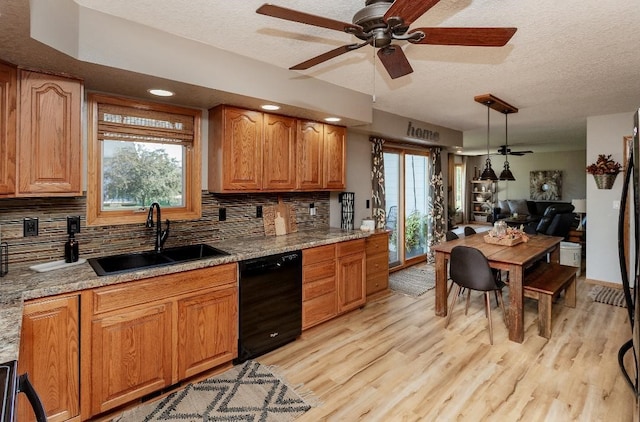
left=384, top=148, right=430, bottom=268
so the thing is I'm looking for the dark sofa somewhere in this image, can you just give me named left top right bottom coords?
left=493, top=199, right=575, bottom=238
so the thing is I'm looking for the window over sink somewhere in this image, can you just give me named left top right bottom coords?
left=87, top=94, right=202, bottom=226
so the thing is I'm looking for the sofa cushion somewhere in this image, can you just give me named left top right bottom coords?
left=498, top=200, right=509, bottom=214
left=508, top=199, right=530, bottom=216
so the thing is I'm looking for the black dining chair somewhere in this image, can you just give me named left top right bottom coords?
left=445, top=231, right=459, bottom=241
left=464, top=226, right=477, bottom=236
left=445, top=245, right=507, bottom=345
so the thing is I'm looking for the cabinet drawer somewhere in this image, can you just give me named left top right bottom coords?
left=367, top=272, right=389, bottom=296
left=366, top=233, right=389, bottom=255
left=337, top=239, right=365, bottom=256
left=303, top=244, right=335, bottom=264
left=303, top=260, right=336, bottom=284
left=366, top=253, right=388, bottom=276
left=303, top=276, right=335, bottom=301
left=92, top=263, right=237, bottom=314
left=302, top=292, right=337, bottom=330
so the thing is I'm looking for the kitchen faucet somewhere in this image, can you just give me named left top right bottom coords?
left=146, top=202, right=170, bottom=253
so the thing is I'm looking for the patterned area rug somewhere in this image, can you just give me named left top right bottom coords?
left=114, top=361, right=313, bottom=421
left=389, top=262, right=435, bottom=297
left=589, top=285, right=628, bottom=307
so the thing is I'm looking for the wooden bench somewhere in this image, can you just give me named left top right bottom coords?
left=523, top=262, right=577, bottom=339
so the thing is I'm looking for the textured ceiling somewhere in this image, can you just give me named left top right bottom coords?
left=3, top=0, right=640, bottom=155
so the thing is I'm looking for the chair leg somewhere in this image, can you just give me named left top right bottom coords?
left=485, top=292, right=493, bottom=345
left=445, top=284, right=462, bottom=328
left=465, top=289, right=471, bottom=315
left=497, top=289, right=507, bottom=328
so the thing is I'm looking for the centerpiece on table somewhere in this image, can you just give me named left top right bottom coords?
left=484, top=221, right=529, bottom=246
left=586, top=154, right=622, bottom=189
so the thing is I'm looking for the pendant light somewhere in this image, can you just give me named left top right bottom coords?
left=479, top=101, right=498, bottom=181
left=474, top=94, right=519, bottom=182
left=499, top=111, right=516, bottom=181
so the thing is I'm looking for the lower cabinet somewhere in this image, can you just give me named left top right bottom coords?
left=82, top=263, right=237, bottom=419
left=337, top=239, right=366, bottom=313
left=302, top=239, right=366, bottom=330
left=365, top=231, right=390, bottom=297
left=18, top=294, right=80, bottom=422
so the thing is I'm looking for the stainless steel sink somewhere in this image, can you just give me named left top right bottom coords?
left=88, top=244, right=229, bottom=276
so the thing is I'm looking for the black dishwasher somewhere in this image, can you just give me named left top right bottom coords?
left=236, top=250, right=302, bottom=363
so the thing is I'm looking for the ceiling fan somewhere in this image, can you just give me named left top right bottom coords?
left=256, top=0, right=517, bottom=79
left=497, top=145, right=533, bottom=156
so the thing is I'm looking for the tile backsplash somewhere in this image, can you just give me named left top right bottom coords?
left=0, top=191, right=330, bottom=270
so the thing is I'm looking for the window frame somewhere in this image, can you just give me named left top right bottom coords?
left=86, top=93, right=202, bottom=226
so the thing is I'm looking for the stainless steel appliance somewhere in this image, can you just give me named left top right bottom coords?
left=236, top=251, right=302, bottom=363
left=618, top=109, right=640, bottom=421
left=0, top=361, right=46, bottom=422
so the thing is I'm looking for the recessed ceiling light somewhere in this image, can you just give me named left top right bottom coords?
left=324, top=117, right=341, bottom=123
left=261, top=104, right=281, bottom=111
left=148, top=89, right=174, bottom=97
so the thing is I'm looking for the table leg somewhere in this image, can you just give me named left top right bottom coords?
left=548, top=244, right=560, bottom=264
left=508, top=264, right=525, bottom=343
left=435, top=251, right=447, bottom=316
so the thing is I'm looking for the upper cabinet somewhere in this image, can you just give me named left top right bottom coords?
left=0, top=65, right=83, bottom=198
left=0, top=62, right=17, bottom=196
left=208, top=105, right=345, bottom=193
left=17, top=69, right=83, bottom=196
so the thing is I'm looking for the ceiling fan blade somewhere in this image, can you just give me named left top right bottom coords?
left=290, top=43, right=366, bottom=70
left=377, top=46, right=413, bottom=79
left=410, top=27, right=517, bottom=46
left=384, top=0, right=442, bottom=26
left=257, top=4, right=362, bottom=33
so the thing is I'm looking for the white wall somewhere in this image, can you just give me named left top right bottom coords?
left=329, top=131, right=372, bottom=228
left=586, top=112, right=632, bottom=285
left=465, top=151, right=586, bottom=202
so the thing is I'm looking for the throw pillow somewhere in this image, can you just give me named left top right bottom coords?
left=498, top=200, right=509, bottom=213
left=508, top=199, right=529, bottom=216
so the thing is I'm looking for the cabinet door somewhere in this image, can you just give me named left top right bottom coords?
left=222, top=107, right=263, bottom=190
left=18, top=295, right=79, bottom=422
left=0, top=62, right=16, bottom=196
left=263, top=113, right=296, bottom=190
left=177, top=287, right=238, bottom=379
left=17, top=70, right=82, bottom=196
left=296, top=121, right=324, bottom=190
left=91, top=303, right=172, bottom=415
left=323, top=124, right=346, bottom=190
left=337, top=240, right=366, bottom=313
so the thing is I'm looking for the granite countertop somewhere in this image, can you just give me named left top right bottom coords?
left=0, top=228, right=372, bottom=363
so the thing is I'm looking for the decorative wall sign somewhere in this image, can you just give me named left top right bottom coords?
left=530, top=170, right=562, bottom=200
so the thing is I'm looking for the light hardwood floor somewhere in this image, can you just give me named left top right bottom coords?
left=259, top=274, right=636, bottom=421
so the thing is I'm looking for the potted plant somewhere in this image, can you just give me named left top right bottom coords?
left=586, top=154, right=622, bottom=189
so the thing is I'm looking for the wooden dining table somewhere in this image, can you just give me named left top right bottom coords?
left=432, top=233, right=563, bottom=343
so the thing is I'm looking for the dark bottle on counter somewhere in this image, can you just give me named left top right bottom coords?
left=65, top=235, right=79, bottom=263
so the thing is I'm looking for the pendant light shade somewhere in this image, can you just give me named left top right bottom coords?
left=499, top=112, right=516, bottom=181
left=479, top=103, right=498, bottom=181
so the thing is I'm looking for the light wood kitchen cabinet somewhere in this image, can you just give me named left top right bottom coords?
left=17, top=69, right=82, bottom=196
left=337, top=239, right=366, bottom=313
left=18, top=294, right=79, bottom=422
left=296, top=121, right=324, bottom=190
left=209, top=105, right=346, bottom=193
left=263, top=113, right=296, bottom=190
left=366, top=231, right=390, bottom=297
left=209, top=106, right=263, bottom=192
left=178, top=287, right=238, bottom=379
left=0, top=61, right=17, bottom=196
left=323, top=124, right=346, bottom=190
left=83, top=263, right=237, bottom=418
left=302, top=243, right=337, bottom=329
